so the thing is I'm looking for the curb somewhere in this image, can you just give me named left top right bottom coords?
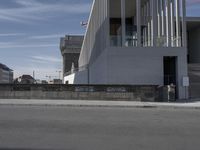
left=0, top=99, right=200, bottom=110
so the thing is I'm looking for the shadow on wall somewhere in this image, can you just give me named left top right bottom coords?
left=72, top=69, right=88, bottom=84
left=76, top=18, right=108, bottom=84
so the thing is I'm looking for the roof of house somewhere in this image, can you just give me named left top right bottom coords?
left=0, top=63, right=13, bottom=71
left=20, top=75, right=34, bottom=80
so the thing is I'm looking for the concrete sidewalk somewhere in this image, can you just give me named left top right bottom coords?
left=0, top=99, right=200, bottom=109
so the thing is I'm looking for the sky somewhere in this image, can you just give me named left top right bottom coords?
left=0, top=0, right=199, bottom=80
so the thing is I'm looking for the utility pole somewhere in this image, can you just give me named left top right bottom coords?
left=56, top=71, right=62, bottom=80
left=33, top=71, right=35, bottom=79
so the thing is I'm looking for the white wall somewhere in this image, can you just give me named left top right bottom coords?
left=64, top=70, right=88, bottom=84
left=81, top=46, right=188, bottom=99
left=79, top=0, right=109, bottom=68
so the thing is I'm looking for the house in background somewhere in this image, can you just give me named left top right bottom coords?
left=64, top=0, right=200, bottom=99
left=0, top=63, right=13, bottom=84
left=14, top=75, right=36, bottom=84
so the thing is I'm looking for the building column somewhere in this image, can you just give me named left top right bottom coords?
left=147, top=1, right=151, bottom=46
left=161, top=0, right=166, bottom=37
left=175, top=0, right=180, bottom=47
left=106, top=0, right=110, bottom=47
left=182, top=0, right=187, bottom=48
left=170, top=0, right=175, bottom=47
left=137, top=0, right=141, bottom=47
left=144, top=3, right=148, bottom=46
left=152, top=0, right=158, bottom=47
left=166, top=0, right=171, bottom=47
left=150, top=0, right=153, bottom=46
left=121, top=0, right=126, bottom=47
left=157, top=0, right=161, bottom=38
left=141, top=6, right=145, bottom=47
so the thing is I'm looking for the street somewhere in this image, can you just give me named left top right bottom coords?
left=0, top=105, right=200, bottom=150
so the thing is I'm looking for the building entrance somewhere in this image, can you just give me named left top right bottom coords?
left=163, top=56, right=177, bottom=99
left=164, top=57, right=177, bottom=85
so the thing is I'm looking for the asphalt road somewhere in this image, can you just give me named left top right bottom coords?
left=0, top=105, right=200, bottom=150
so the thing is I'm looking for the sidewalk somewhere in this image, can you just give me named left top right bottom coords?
left=0, top=99, right=200, bottom=109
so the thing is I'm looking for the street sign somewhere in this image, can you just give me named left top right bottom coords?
left=183, top=76, right=189, bottom=87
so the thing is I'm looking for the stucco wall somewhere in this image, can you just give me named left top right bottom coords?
left=83, top=47, right=188, bottom=99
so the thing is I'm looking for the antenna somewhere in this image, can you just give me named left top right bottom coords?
left=80, top=21, right=88, bottom=27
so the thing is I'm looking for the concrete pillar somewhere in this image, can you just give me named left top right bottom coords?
left=166, top=0, right=171, bottom=47
left=144, top=4, right=148, bottom=46
left=142, top=6, right=145, bottom=46
left=150, top=0, right=153, bottom=46
left=157, top=0, right=161, bottom=38
left=170, top=0, right=175, bottom=47
left=182, top=0, right=187, bottom=48
left=175, top=0, right=180, bottom=47
left=147, top=1, right=151, bottom=46
left=121, top=0, right=126, bottom=47
left=106, top=0, right=110, bottom=47
left=152, top=0, right=158, bottom=47
left=137, top=0, right=141, bottom=47
left=161, top=0, right=166, bottom=37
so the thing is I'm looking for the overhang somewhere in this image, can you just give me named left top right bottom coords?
left=186, top=17, right=200, bottom=31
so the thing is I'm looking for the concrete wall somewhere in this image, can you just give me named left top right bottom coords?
left=80, top=47, right=188, bottom=100
left=64, top=70, right=88, bottom=84
left=0, top=84, right=159, bottom=102
left=188, top=27, right=200, bottom=63
left=79, top=0, right=109, bottom=67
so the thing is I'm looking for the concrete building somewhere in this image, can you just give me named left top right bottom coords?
left=60, top=35, right=84, bottom=83
left=64, top=0, right=200, bottom=99
left=0, top=63, right=13, bottom=84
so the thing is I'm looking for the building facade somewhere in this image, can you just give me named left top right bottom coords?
left=60, top=35, right=84, bottom=83
left=0, top=63, right=13, bottom=84
left=64, top=0, right=200, bottom=99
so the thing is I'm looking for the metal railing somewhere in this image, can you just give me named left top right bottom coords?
left=110, top=34, right=182, bottom=47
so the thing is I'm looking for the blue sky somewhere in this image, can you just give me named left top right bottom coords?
left=0, top=0, right=199, bottom=80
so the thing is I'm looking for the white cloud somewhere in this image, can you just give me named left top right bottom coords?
left=0, top=0, right=91, bottom=23
left=16, top=0, right=41, bottom=7
left=29, top=34, right=63, bottom=39
left=31, top=56, right=62, bottom=63
left=0, top=43, right=58, bottom=49
left=0, top=33, right=26, bottom=37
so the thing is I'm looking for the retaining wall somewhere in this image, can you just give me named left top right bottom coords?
left=0, top=84, right=160, bottom=101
